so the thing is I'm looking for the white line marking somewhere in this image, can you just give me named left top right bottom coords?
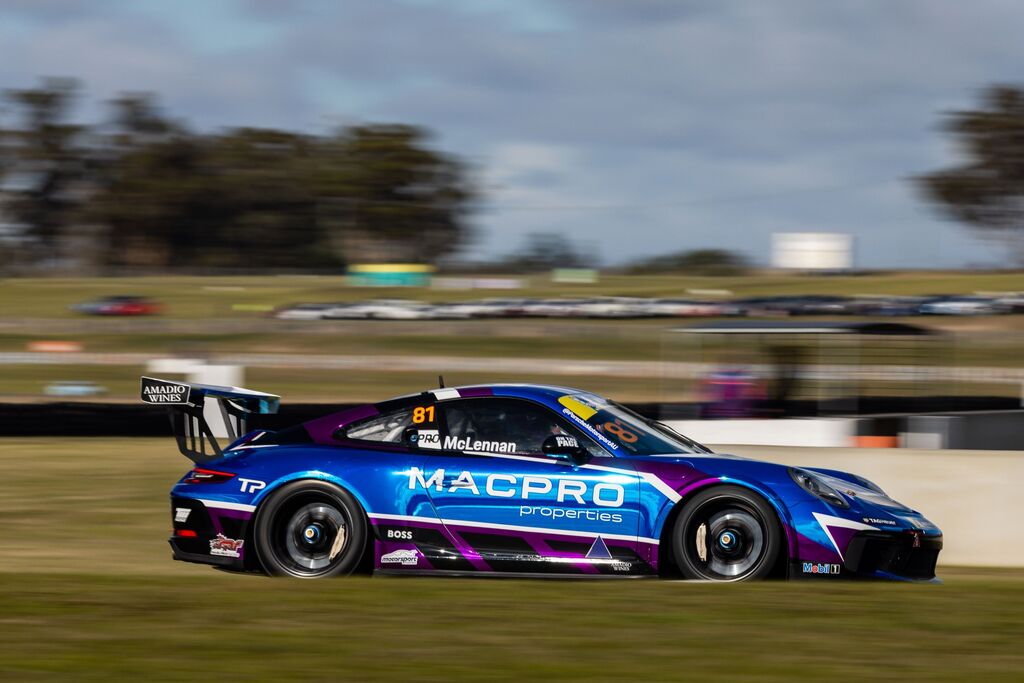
left=198, top=499, right=257, bottom=512
left=812, top=512, right=876, bottom=561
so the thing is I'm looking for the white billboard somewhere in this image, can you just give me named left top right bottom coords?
left=772, top=232, right=853, bottom=271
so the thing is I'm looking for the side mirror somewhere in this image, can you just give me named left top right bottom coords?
left=402, top=427, right=420, bottom=448
left=541, top=434, right=587, bottom=464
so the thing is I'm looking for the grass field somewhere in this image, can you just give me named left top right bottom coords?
left=1, top=437, right=1022, bottom=681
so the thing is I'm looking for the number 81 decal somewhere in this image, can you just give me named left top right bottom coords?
left=412, top=405, right=436, bottom=424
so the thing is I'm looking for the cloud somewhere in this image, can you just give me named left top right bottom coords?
left=3, top=0, right=1023, bottom=266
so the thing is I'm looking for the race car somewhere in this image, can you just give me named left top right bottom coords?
left=141, top=377, right=942, bottom=581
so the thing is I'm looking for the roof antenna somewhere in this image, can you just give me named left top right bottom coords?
left=438, top=375, right=445, bottom=389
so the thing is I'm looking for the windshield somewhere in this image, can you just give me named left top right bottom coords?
left=558, top=394, right=711, bottom=455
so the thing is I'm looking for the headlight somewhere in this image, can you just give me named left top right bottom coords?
left=789, top=468, right=849, bottom=508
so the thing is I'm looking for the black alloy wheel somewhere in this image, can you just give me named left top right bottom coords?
left=672, top=485, right=781, bottom=581
left=254, top=481, right=367, bottom=578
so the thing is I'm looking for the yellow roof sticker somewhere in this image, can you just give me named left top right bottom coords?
left=559, top=395, right=597, bottom=421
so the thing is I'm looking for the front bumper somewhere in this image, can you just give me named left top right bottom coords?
left=844, top=531, right=943, bottom=581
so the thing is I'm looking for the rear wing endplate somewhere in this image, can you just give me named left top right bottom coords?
left=140, top=376, right=280, bottom=463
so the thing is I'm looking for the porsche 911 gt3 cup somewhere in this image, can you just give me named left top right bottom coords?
left=141, top=377, right=942, bottom=581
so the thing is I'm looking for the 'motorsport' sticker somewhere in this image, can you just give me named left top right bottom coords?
left=380, top=549, right=420, bottom=566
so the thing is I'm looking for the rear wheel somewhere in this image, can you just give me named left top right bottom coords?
left=671, top=486, right=781, bottom=581
left=254, top=481, right=367, bottom=578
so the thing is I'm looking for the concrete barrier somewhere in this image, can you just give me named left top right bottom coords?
left=668, top=418, right=855, bottom=448
left=902, top=411, right=1024, bottom=450
left=716, top=444, right=1024, bottom=568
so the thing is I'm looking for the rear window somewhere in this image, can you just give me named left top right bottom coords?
left=344, top=407, right=417, bottom=443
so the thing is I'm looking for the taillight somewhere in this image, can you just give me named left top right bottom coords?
left=176, top=529, right=197, bottom=537
left=184, top=468, right=235, bottom=484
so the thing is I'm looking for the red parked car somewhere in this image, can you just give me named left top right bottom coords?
left=70, top=295, right=162, bottom=316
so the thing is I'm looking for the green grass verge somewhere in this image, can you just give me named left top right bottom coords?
left=1, top=569, right=1023, bottom=682
left=0, top=437, right=1022, bottom=681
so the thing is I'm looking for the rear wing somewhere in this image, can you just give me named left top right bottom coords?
left=140, top=376, right=280, bottom=463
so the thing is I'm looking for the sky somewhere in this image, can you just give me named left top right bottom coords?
left=2, top=0, right=1022, bottom=268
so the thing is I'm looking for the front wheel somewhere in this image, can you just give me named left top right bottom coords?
left=671, top=486, right=781, bottom=581
left=254, top=481, right=367, bottom=578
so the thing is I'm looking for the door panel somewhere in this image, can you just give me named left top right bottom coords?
left=419, top=453, right=645, bottom=574
left=408, top=396, right=649, bottom=574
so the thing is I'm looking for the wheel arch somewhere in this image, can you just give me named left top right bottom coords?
left=251, top=470, right=374, bottom=516
left=656, top=479, right=794, bottom=579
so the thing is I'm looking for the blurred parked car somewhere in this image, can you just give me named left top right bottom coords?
left=325, top=299, right=462, bottom=320
left=918, top=296, right=1007, bottom=316
left=447, top=298, right=530, bottom=318
left=520, top=298, right=584, bottom=317
left=273, top=303, right=340, bottom=320
left=733, top=296, right=802, bottom=316
left=850, top=296, right=925, bottom=317
left=44, top=381, right=108, bottom=397
left=574, top=297, right=650, bottom=318
left=644, top=299, right=726, bottom=317
left=791, top=295, right=856, bottom=315
left=994, top=295, right=1024, bottom=313
left=70, top=295, right=162, bottom=316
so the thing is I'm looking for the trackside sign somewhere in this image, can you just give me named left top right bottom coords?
left=140, top=377, right=192, bottom=405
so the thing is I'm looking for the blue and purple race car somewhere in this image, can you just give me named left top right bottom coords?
left=142, top=377, right=942, bottom=581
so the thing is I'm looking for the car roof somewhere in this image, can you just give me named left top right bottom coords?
left=383, top=383, right=588, bottom=404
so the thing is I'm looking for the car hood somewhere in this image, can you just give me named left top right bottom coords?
left=630, top=451, right=921, bottom=519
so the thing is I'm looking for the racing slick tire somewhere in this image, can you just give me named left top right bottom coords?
left=254, top=480, right=368, bottom=578
left=671, top=485, right=781, bottom=582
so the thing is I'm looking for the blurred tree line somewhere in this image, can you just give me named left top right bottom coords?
left=918, top=85, right=1024, bottom=267
left=626, top=248, right=748, bottom=275
left=0, top=78, right=474, bottom=273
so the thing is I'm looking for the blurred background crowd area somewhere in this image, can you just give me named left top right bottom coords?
left=2, top=270, right=1023, bottom=414
left=1, top=78, right=1023, bottom=432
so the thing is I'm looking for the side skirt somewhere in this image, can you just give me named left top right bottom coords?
left=373, top=568, right=653, bottom=580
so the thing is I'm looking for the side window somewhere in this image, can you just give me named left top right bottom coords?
left=344, top=407, right=417, bottom=443
left=441, top=398, right=606, bottom=457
